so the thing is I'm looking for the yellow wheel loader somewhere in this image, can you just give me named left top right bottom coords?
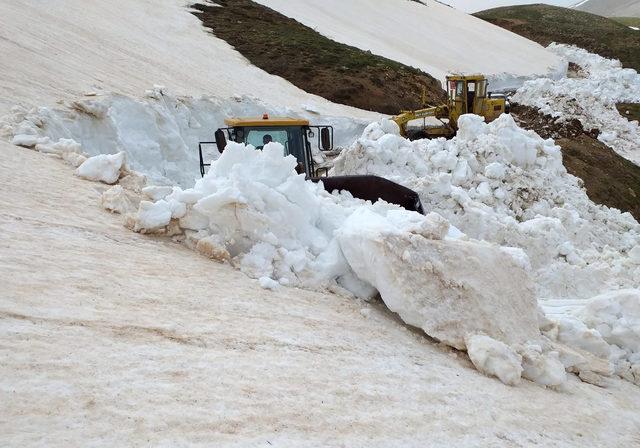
left=198, top=114, right=425, bottom=214
left=393, top=74, right=510, bottom=139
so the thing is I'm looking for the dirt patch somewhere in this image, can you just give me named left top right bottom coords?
left=617, top=103, right=640, bottom=123
left=512, top=104, right=640, bottom=220
left=475, top=5, right=640, bottom=72
left=191, top=1, right=446, bottom=115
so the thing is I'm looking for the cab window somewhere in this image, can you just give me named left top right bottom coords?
left=245, top=129, right=289, bottom=152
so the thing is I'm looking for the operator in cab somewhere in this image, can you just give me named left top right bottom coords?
left=257, top=134, right=272, bottom=150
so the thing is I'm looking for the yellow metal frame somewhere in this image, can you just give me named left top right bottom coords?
left=224, top=116, right=310, bottom=127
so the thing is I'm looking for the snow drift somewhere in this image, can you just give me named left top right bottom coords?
left=513, top=44, right=640, bottom=165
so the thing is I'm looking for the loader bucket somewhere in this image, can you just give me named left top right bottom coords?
left=312, top=175, right=425, bottom=215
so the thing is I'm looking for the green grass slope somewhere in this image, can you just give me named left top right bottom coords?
left=613, top=16, right=640, bottom=26
left=475, top=4, right=640, bottom=72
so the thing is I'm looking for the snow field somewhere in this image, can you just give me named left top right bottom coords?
left=254, top=0, right=566, bottom=90
left=332, top=115, right=640, bottom=384
left=513, top=44, right=640, bottom=164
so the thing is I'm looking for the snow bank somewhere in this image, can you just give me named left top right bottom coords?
left=0, top=92, right=372, bottom=187
left=513, top=44, right=640, bottom=164
left=332, top=115, right=640, bottom=383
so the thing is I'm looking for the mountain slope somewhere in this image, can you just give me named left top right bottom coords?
left=254, top=0, right=565, bottom=89
left=441, top=1, right=577, bottom=13
left=475, top=4, right=640, bottom=72
left=192, top=0, right=446, bottom=114
left=575, top=0, right=640, bottom=17
left=0, top=0, right=377, bottom=121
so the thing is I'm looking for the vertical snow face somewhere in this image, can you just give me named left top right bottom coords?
left=513, top=44, right=640, bottom=165
left=1, top=92, right=372, bottom=187
left=254, top=0, right=566, bottom=89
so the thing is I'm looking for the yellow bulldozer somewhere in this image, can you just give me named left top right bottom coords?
left=393, top=74, right=510, bottom=139
left=198, top=114, right=425, bottom=214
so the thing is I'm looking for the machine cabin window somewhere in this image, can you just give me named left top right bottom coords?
left=233, top=126, right=306, bottom=169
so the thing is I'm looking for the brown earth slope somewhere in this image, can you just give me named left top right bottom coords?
left=512, top=104, right=640, bottom=220
left=475, top=4, right=640, bottom=72
left=192, top=0, right=446, bottom=115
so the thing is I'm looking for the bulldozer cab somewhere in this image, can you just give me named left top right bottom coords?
left=198, top=115, right=333, bottom=177
left=446, top=74, right=507, bottom=128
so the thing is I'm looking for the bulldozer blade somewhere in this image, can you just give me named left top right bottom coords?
left=311, top=175, right=425, bottom=215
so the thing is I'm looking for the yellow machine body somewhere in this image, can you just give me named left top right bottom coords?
left=393, top=74, right=508, bottom=139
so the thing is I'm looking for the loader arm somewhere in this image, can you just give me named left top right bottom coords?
left=392, top=105, right=449, bottom=137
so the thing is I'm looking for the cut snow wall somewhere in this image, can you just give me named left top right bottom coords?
left=1, top=91, right=371, bottom=187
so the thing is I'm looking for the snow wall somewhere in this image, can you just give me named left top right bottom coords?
left=1, top=88, right=371, bottom=187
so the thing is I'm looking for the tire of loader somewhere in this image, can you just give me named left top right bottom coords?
left=311, top=175, right=425, bottom=215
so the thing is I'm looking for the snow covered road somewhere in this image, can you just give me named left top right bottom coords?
left=2, top=144, right=640, bottom=447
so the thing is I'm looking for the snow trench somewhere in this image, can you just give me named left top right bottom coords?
left=1, top=88, right=370, bottom=187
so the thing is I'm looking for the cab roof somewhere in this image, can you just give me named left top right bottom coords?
left=446, top=74, right=487, bottom=81
left=224, top=116, right=310, bottom=127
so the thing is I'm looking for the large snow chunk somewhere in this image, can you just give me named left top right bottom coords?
left=337, top=208, right=540, bottom=350
left=133, top=200, right=172, bottom=232
left=466, top=334, right=523, bottom=386
left=75, top=152, right=126, bottom=184
left=518, top=344, right=567, bottom=388
left=101, top=185, right=139, bottom=214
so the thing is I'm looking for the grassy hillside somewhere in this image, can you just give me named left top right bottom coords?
left=512, top=104, right=640, bottom=220
left=475, top=4, right=640, bottom=72
left=613, top=16, right=640, bottom=26
left=192, top=0, right=446, bottom=115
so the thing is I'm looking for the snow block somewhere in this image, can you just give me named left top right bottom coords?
left=75, top=152, right=126, bottom=184
left=337, top=209, right=540, bottom=350
left=466, top=334, right=523, bottom=386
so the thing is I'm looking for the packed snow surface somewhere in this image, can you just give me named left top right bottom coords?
left=332, top=115, right=640, bottom=383
left=513, top=44, right=640, bottom=165
left=3, top=141, right=640, bottom=447
left=254, top=0, right=566, bottom=89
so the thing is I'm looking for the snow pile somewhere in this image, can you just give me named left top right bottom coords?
left=119, top=140, right=582, bottom=386
left=332, top=114, right=640, bottom=383
left=1, top=91, right=371, bottom=187
left=126, top=141, right=400, bottom=296
left=513, top=44, right=640, bottom=164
